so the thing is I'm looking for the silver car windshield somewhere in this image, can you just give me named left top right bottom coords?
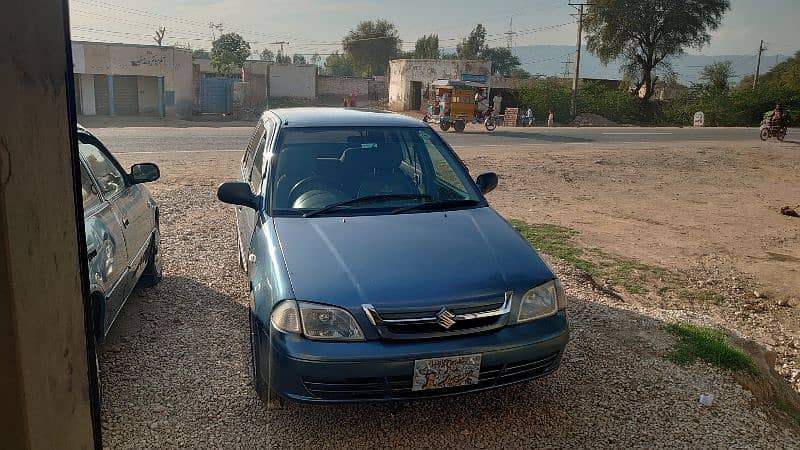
left=269, top=126, right=482, bottom=216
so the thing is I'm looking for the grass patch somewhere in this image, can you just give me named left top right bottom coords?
left=666, top=322, right=754, bottom=372
left=510, top=219, right=726, bottom=303
left=677, top=289, right=727, bottom=305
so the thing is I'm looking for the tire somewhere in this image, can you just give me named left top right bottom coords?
left=485, top=117, right=497, bottom=132
left=250, top=306, right=282, bottom=408
left=778, top=128, right=787, bottom=141
left=422, top=115, right=429, bottom=123
left=137, top=228, right=163, bottom=288
left=453, top=120, right=466, bottom=133
left=439, top=122, right=451, bottom=132
left=760, top=128, right=770, bottom=141
left=93, top=333, right=102, bottom=406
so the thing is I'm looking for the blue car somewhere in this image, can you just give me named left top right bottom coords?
left=217, top=108, right=568, bottom=404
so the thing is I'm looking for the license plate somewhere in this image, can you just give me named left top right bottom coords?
left=412, top=354, right=482, bottom=391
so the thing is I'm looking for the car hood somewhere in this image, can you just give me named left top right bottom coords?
left=272, top=207, right=553, bottom=310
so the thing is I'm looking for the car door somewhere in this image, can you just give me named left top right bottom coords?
left=79, top=156, right=129, bottom=335
left=78, top=136, right=148, bottom=301
left=238, top=118, right=273, bottom=259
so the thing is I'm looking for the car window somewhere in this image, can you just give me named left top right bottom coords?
left=79, top=140, right=126, bottom=198
left=270, top=126, right=481, bottom=214
left=249, top=132, right=267, bottom=193
left=80, top=163, right=102, bottom=210
left=243, top=119, right=265, bottom=175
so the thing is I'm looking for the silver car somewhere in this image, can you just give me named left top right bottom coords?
left=78, top=125, right=162, bottom=347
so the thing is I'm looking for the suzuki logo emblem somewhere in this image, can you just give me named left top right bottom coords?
left=436, top=308, right=456, bottom=329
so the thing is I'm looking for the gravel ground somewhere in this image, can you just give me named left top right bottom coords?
left=98, top=151, right=800, bottom=449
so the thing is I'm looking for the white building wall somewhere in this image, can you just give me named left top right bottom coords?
left=79, top=74, right=96, bottom=116
left=268, top=64, right=317, bottom=98
left=388, top=59, right=492, bottom=111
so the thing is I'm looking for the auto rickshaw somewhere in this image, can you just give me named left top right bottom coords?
left=423, top=79, right=497, bottom=132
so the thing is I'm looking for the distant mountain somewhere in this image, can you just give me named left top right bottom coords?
left=511, top=45, right=789, bottom=84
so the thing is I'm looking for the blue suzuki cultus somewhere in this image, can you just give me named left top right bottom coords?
left=217, top=108, right=568, bottom=404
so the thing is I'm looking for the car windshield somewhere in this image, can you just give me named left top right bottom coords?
left=269, top=126, right=482, bottom=216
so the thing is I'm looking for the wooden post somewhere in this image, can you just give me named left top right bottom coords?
left=0, top=0, right=98, bottom=447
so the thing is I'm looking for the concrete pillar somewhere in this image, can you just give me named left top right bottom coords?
left=79, top=73, right=96, bottom=116
left=0, top=0, right=98, bottom=448
left=107, top=74, right=115, bottom=116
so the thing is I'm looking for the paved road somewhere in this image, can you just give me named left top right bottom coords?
left=90, top=125, right=784, bottom=154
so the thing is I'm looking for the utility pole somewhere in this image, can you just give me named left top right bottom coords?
left=562, top=56, right=573, bottom=78
left=753, top=40, right=766, bottom=90
left=504, top=17, right=517, bottom=51
left=569, top=2, right=592, bottom=117
left=269, top=40, right=289, bottom=62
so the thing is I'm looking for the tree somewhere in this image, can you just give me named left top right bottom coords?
left=413, top=34, right=440, bottom=59
left=480, top=47, right=521, bottom=76
left=699, top=61, right=733, bottom=92
left=456, top=24, right=486, bottom=60
left=259, top=49, right=274, bottom=62
left=153, top=27, right=166, bottom=47
left=210, top=32, right=250, bottom=73
left=310, top=52, right=322, bottom=66
left=192, top=48, right=210, bottom=60
left=323, top=51, right=355, bottom=76
left=275, top=52, right=291, bottom=64
left=342, top=20, right=401, bottom=76
left=509, top=67, right=532, bottom=79
left=292, top=54, right=307, bottom=65
left=741, top=50, right=800, bottom=89
left=584, top=0, right=730, bottom=103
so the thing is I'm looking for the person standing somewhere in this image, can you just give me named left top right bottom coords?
left=492, top=92, right=503, bottom=118
left=547, top=109, right=555, bottom=127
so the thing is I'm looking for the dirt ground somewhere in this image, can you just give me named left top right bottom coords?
left=453, top=139, right=800, bottom=386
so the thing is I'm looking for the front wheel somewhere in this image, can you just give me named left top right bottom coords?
left=439, top=121, right=451, bottom=132
left=760, top=128, right=770, bottom=141
left=485, top=117, right=497, bottom=132
left=453, top=120, right=466, bottom=133
left=250, top=307, right=282, bottom=409
left=777, top=128, right=787, bottom=141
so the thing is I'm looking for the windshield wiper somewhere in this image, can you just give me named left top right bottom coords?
left=391, top=199, right=480, bottom=215
left=303, top=194, right=432, bottom=218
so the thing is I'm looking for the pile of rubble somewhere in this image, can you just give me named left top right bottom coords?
left=572, top=113, right=618, bottom=127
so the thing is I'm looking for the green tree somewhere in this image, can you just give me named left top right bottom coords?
left=259, top=49, right=274, bottom=62
left=292, top=54, right=307, bottom=65
left=456, top=24, right=486, bottom=60
left=210, top=33, right=250, bottom=73
left=509, top=67, right=532, bottom=79
left=741, top=50, right=800, bottom=89
left=413, top=34, right=440, bottom=59
left=192, top=48, right=210, bottom=59
left=275, top=52, right=292, bottom=64
left=310, top=52, right=322, bottom=66
left=342, top=20, right=401, bottom=76
left=480, top=47, right=521, bottom=76
left=323, top=51, right=355, bottom=76
left=584, top=0, right=730, bottom=103
left=699, top=61, right=733, bottom=92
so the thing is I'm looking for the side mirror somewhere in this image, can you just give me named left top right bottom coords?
left=130, top=163, right=160, bottom=184
left=475, top=172, right=498, bottom=194
left=217, top=182, right=259, bottom=209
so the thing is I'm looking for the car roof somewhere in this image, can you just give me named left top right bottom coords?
left=265, top=108, right=426, bottom=128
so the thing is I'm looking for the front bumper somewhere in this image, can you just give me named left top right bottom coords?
left=267, top=311, right=569, bottom=402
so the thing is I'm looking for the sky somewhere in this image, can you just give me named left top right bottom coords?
left=69, top=0, right=800, bottom=58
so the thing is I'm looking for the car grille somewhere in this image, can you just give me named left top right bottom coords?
left=300, top=351, right=562, bottom=401
left=362, top=292, right=513, bottom=340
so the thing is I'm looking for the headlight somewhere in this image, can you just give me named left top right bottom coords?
left=271, top=300, right=301, bottom=333
left=517, top=280, right=566, bottom=323
left=300, top=301, right=365, bottom=341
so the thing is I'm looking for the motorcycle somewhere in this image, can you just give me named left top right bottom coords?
left=473, top=106, right=497, bottom=131
left=760, top=123, right=787, bottom=141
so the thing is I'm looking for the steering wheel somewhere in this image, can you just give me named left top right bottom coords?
left=288, top=176, right=342, bottom=207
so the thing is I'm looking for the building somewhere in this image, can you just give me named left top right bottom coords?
left=388, top=59, right=492, bottom=111
left=72, top=41, right=193, bottom=118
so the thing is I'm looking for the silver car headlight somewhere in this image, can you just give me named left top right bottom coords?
left=271, top=300, right=365, bottom=341
left=517, top=279, right=566, bottom=323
